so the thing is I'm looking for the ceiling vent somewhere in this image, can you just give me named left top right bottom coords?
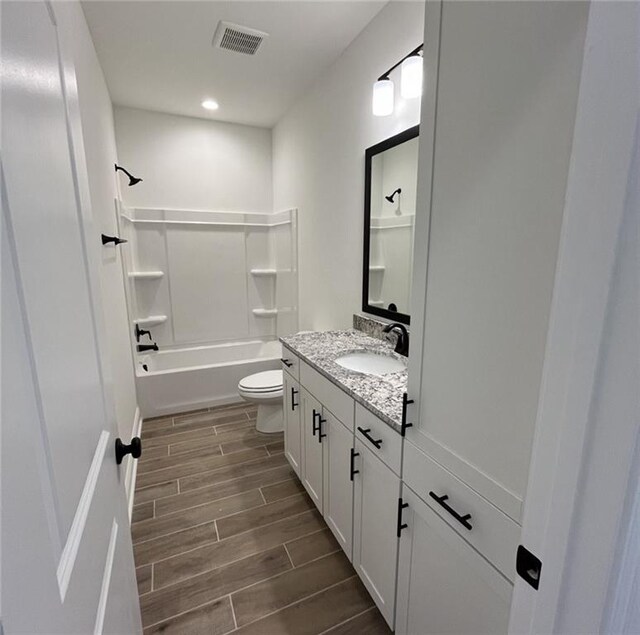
left=213, top=21, right=269, bottom=56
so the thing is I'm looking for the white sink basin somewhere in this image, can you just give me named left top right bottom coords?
left=334, top=352, right=405, bottom=376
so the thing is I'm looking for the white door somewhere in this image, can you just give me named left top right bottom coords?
left=301, top=389, right=324, bottom=512
left=1, top=2, right=141, bottom=633
left=322, top=410, right=354, bottom=559
left=352, top=440, right=400, bottom=628
left=283, top=373, right=302, bottom=476
left=395, top=485, right=512, bottom=635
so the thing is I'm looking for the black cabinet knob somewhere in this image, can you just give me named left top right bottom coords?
left=115, top=437, right=142, bottom=464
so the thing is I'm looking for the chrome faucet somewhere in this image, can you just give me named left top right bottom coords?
left=383, top=323, right=409, bottom=357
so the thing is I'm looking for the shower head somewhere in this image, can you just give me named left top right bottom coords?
left=115, top=164, right=143, bottom=187
left=385, top=188, right=401, bottom=203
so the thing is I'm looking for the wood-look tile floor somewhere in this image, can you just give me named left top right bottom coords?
left=132, top=402, right=392, bottom=635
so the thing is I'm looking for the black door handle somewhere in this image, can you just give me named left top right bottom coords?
left=115, top=437, right=142, bottom=464
left=350, top=448, right=360, bottom=481
left=357, top=426, right=383, bottom=449
left=397, top=498, right=409, bottom=537
left=312, top=409, right=326, bottom=442
left=101, top=234, right=127, bottom=246
left=312, top=409, right=319, bottom=436
left=291, top=387, right=299, bottom=411
left=281, top=358, right=293, bottom=368
left=429, top=491, right=473, bottom=530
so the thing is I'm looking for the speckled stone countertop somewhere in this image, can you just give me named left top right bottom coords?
left=280, top=330, right=407, bottom=433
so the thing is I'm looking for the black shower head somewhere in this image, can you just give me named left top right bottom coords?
left=385, top=187, right=401, bottom=203
left=115, top=164, right=143, bottom=187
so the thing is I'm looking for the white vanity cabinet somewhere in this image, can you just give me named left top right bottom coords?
left=352, top=440, right=401, bottom=627
left=282, top=358, right=302, bottom=478
left=395, top=485, right=512, bottom=635
left=282, top=357, right=401, bottom=628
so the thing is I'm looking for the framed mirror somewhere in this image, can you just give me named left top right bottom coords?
left=362, top=125, right=419, bottom=324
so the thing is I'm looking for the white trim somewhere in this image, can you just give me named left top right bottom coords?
left=93, top=519, right=118, bottom=635
left=508, top=2, right=640, bottom=631
left=120, top=214, right=291, bottom=229
left=125, top=407, right=142, bottom=522
left=57, top=430, right=110, bottom=600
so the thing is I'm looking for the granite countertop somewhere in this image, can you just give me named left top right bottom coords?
left=280, top=330, right=407, bottom=433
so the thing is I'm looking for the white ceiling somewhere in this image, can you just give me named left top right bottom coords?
left=82, top=1, right=387, bottom=128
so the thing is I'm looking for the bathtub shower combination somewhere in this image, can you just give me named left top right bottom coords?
left=118, top=206, right=298, bottom=418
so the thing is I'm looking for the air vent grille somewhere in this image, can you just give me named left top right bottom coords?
left=213, top=21, right=268, bottom=56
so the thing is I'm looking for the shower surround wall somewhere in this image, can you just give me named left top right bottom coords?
left=120, top=206, right=297, bottom=417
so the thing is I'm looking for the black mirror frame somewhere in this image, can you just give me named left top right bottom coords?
left=362, top=124, right=419, bottom=325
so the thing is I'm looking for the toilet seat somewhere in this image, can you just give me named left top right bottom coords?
left=238, top=370, right=283, bottom=395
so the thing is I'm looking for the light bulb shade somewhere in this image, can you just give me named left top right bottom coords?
left=401, top=55, right=423, bottom=99
left=372, top=79, right=394, bottom=116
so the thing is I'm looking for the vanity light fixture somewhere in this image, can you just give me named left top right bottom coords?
left=201, top=99, right=219, bottom=111
left=114, top=164, right=142, bottom=186
left=373, top=43, right=423, bottom=117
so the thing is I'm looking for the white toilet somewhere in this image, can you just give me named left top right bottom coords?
left=237, top=369, right=284, bottom=433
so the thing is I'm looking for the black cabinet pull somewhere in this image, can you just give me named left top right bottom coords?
left=350, top=448, right=360, bottom=481
left=291, top=387, right=299, bottom=411
left=357, top=426, right=382, bottom=449
left=312, top=409, right=320, bottom=436
left=101, top=233, right=127, bottom=246
left=429, top=491, right=473, bottom=530
left=397, top=497, right=409, bottom=537
left=115, top=437, right=141, bottom=465
left=401, top=392, right=414, bottom=436
left=318, top=416, right=326, bottom=442
left=281, top=358, right=293, bottom=368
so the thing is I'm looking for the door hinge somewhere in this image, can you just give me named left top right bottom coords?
left=516, top=545, right=542, bottom=590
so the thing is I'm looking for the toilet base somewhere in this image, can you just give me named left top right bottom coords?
left=256, top=402, right=284, bottom=434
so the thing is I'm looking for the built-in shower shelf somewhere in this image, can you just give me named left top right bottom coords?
left=250, top=269, right=277, bottom=277
left=252, top=309, right=278, bottom=317
left=369, top=265, right=386, bottom=272
left=128, top=271, right=165, bottom=280
left=134, top=315, right=168, bottom=327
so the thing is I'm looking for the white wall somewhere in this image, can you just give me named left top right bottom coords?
left=114, top=107, right=273, bottom=213
left=62, top=2, right=139, bottom=440
left=273, top=1, right=424, bottom=331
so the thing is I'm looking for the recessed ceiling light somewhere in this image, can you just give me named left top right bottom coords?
left=202, top=99, right=219, bottom=111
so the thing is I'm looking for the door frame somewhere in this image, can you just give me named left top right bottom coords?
left=508, top=1, right=640, bottom=631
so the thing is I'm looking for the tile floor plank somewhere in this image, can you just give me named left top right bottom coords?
left=155, top=465, right=296, bottom=517
left=153, top=509, right=325, bottom=590
left=285, top=528, right=340, bottom=567
left=216, top=492, right=315, bottom=540
left=143, top=596, right=236, bottom=635
left=134, top=480, right=179, bottom=500
left=132, top=502, right=155, bottom=523
left=260, top=477, right=306, bottom=503
left=137, top=444, right=223, bottom=475
left=132, top=489, right=264, bottom=544
left=231, top=576, right=374, bottom=635
left=136, top=565, right=153, bottom=595
left=231, top=551, right=354, bottom=627
left=322, top=606, right=392, bottom=635
left=140, top=546, right=291, bottom=627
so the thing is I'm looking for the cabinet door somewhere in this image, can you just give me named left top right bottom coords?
left=407, top=1, right=589, bottom=523
left=301, top=388, right=324, bottom=513
left=283, top=373, right=302, bottom=477
left=322, top=410, right=354, bottom=559
left=395, top=485, right=512, bottom=635
left=353, top=440, right=400, bottom=628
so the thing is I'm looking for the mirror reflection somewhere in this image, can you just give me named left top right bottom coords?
left=363, top=126, right=419, bottom=323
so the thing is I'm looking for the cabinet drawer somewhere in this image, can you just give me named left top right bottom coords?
left=300, top=361, right=354, bottom=429
left=281, top=350, right=300, bottom=380
left=355, top=403, right=402, bottom=475
left=403, top=441, right=520, bottom=581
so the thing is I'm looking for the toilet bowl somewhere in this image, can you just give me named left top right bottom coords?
left=238, top=369, right=284, bottom=433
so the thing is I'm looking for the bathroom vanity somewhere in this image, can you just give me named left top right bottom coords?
left=281, top=330, right=406, bottom=627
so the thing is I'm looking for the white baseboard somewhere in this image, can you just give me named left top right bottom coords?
left=124, top=406, right=142, bottom=522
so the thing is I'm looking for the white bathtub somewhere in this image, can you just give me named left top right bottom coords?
left=136, top=339, right=282, bottom=418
